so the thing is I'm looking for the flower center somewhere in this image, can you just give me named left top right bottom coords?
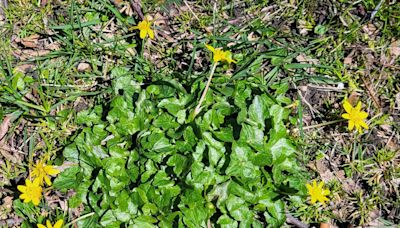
left=138, top=21, right=150, bottom=30
left=214, top=49, right=225, bottom=62
left=349, top=109, right=362, bottom=121
left=27, top=185, right=40, bottom=198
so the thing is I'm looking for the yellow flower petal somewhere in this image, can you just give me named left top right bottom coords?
left=54, top=219, right=63, bottom=228
left=311, top=197, right=317, bottom=204
left=205, top=44, right=215, bottom=53
left=224, top=51, right=236, bottom=63
left=312, top=180, right=317, bottom=188
left=322, top=189, right=330, bottom=195
left=37, top=224, right=47, bottom=228
left=139, top=29, right=147, bottom=39
left=360, top=121, right=369, bottom=130
left=32, top=197, right=40, bottom=206
left=355, top=101, right=362, bottom=111
left=320, top=196, right=329, bottom=204
left=44, top=166, right=60, bottom=176
left=17, top=185, right=27, bottom=192
left=148, top=29, right=155, bottom=39
left=359, top=111, right=368, bottom=119
left=19, top=193, right=27, bottom=200
left=26, top=179, right=33, bottom=186
left=343, top=100, right=353, bottom=113
left=46, top=220, right=52, bottom=228
left=33, top=178, right=41, bottom=186
left=342, top=113, right=350, bottom=119
left=348, top=120, right=355, bottom=130
left=44, top=176, right=52, bottom=186
left=306, top=183, right=312, bottom=191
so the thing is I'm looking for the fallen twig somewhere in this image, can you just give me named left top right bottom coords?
left=129, top=0, right=144, bottom=20
left=360, top=76, right=381, bottom=111
left=286, top=213, right=309, bottom=228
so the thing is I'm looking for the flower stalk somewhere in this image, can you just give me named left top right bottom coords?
left=194, top=62, right=218, bottom=116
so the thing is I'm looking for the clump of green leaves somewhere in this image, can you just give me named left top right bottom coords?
left=54, top=65, right=307, bottom=227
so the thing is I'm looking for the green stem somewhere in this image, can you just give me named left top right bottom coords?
left=140, top=38, right=145, bottom=57
left=194, top=62, right=218, bottom=116
left=65, top=212, right=95, bottom=227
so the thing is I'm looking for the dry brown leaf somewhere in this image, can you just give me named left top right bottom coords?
left=14, top=49, right=50, bottom=61
left=341, top=178, right=360, bottom=193
left=344, top=56, right=352, bottom=65
left=0, top=146, right=22, bottom=164
left=14, top=64, right=35, bottom=73
left=0, top=116, right=11, bottom=142
left=389, top=40, right=400, bottom=57
left=362, top=23, right=377, bottom=37
left=20, top=34, right=40, bottom=48
left=77, top=62, right=91, bottom=72
left=2, top=196, right=13, bottom=210
left=46, top=42, right=61, bottom=51
left=0, top=116, right=21, bottom=164
left=347, top=91, right=360, bottom=106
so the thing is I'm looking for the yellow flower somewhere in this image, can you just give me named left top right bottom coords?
left=306, top=180, right=330, bottom=204
left=31, top=160, right=60, bottom=186
left=132, top=18, right=154, bottom=39
left=17, top=178, right=42, bottom=206
left=37, top=219, right=63, bottom=228
left=341, top=100, right=369, bottom=133
left=205, top=44, right=236, bottom=63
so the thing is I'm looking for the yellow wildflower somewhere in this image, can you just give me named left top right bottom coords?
left=31, top=160, right=60, bottom=186
left=17, top=178, right=42, bottom=206
left=37, top=219, right=63, bottom=228
left=132, top=18, right=154, bottom=39
left=341, top=100, right=369, bottom=133
left=306, top=180, right=330, bottom=204
left=205, top=44, right=236, bottom=63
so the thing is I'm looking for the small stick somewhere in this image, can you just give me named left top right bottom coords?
left=360, top=76, right=381, bottom=111
left=64, top=212, right=95, bottom=227
left=286, top=213, right=309, bottom=228
left=292, top=119, right=345, bottom=132
left=297, top=89, right=320, bottom=119
left=183, top=0, right=200, bottom=22
left=194, top=63, right=218, bottom=116
left=129, top=0, right=144, bottom=20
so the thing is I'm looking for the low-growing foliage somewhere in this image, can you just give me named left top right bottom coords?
left=54, top=66, right=308, bottom=227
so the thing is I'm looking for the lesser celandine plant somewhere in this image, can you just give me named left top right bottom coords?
left=17, top=178, right=42, bottom=206
left=342, top=99, right=369, bottom=133
left=306, top=180, right=330, bottom=205
left=131, top=16, right=155, bottom=39
left=37, top=219, right=63, bottom=228
left=17, top=159, right=60, bottom=207
left=31, top=159, right=60, bottom=186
